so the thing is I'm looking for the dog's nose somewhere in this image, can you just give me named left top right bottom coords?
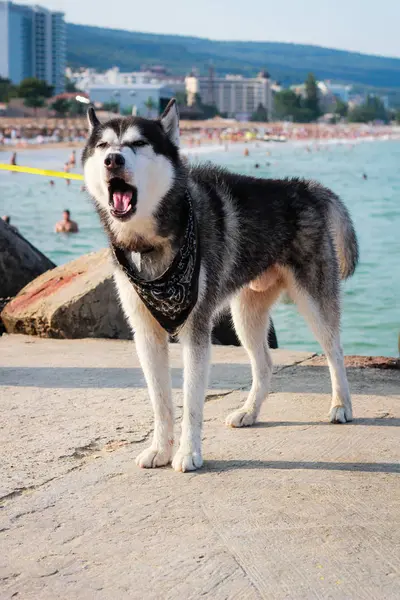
left=104, top=153, right=125, bottom=170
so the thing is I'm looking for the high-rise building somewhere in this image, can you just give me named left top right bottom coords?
left=185, top=70, right=273, bottom=121
left=0, top=1, right=66, bottom=93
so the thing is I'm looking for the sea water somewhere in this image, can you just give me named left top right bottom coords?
left=1, top=140, right=399, bottom=356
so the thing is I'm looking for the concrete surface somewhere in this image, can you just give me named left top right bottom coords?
left=0, top=335, right=399, bottom=599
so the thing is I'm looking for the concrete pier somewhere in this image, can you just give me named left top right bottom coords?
left=1, top=335, right=399, bottom=599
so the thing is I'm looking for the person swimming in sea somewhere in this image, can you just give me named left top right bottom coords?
left=55, top=209, right=79, bottom=233
left=69, top=150, right=76, bottom=168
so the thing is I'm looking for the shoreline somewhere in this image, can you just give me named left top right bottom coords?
left=1, top=131, right=400, bottom=156
left=1, top=119, right=400, bottom=154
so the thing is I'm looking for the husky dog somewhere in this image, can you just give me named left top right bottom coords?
left=83, top=100, right=359, bottom=473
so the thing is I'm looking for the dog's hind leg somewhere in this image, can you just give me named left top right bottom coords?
left=286, top=273, right=352, bottom=423
left=226, top=282, right=282, bottom=427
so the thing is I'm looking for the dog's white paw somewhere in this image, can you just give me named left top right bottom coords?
left=172, top=449, right=203, bottom=472
left=225, top=409, right=257, bottom=428
left=135, top=446, right=172, bottom=469
left=329, top=405, right=353, bottom=424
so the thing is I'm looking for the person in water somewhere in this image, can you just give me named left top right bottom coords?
left=2, top=215, right=18, bottom=232
left=69, top=150, right=76, bottom=168
left=55, top=209, right=79, bottom=233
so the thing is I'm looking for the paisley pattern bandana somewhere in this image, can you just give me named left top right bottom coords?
left=112, top=191, right=200, bottom=336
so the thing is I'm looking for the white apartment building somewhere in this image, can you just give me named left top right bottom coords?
left=88, top=83, right=174, bottom=116
left=185, top=71, right=273, bottom=120
left=66, top=66, right=186, bottom=95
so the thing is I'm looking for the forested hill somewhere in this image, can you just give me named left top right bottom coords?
left=67, top=23, right=400, bottom=90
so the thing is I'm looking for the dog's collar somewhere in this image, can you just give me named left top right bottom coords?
left=111, top=190, right=200, bottom=337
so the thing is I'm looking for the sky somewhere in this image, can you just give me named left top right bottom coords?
left=20, top=0, right=400, bottom=58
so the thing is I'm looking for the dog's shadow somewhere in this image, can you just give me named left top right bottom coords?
left=1, top=364, right=399, bottom=397
left=199, top=458, right=400, bottom=475
left=251, top=418, right=400, bottom=428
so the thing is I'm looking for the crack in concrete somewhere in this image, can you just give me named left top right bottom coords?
left=0, top=467, right=80, bottom=508
left=204, top=356, right=318, bottom=404
left=0, top=431, right=153, bottom=509
left=206, top=385, right=250, bottom=402
left=274, top=353, right=319, bottom=373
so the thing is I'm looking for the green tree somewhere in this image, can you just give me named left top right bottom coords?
left=334, top=98, right=348, bottom=118
left=68, top=99, right=86, bottom=116
left=18, top=78, right=53, bottom=115
left=273, top=90, right=313, bottom=122
left=274, top=89, right=300, bottom=120
left=144, top=96, right=156, bottom=116
left=192, top=92, right=219, bottom=118
left=304, top=73, right=321, bottom=119
left=23, top=95, right=46, bottom=114
left=51, top=98, right=70, bottom=117
left=65, top=77, right=77, bottom=92
left=18, top=77, right=53, bottom=100
left=0, top=77, right=18, bottom=102
left=102, top=101, right=119, bottom=113
left=395, top=110, right=400, bottom=125
left=348, top=95, right=389, bottom=123
left=121, top=105, right=133, bottom=116
left=250, top=103, right=268, bottom=122
left=175, top=91, right=187, bottom=107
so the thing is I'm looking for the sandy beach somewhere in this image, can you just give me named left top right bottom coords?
left=1, top=117, right=400, bottom=154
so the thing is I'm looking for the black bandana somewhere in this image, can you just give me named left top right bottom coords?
left=112, top=191, right=200, bottom=336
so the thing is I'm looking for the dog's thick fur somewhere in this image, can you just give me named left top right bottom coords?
left=83, top=100, right=359, bottom=472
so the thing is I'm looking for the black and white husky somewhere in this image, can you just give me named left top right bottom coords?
left=83, top=100, right=359, bottom=472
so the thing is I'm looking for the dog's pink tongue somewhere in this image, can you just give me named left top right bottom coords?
left=113, top=191, right=132, bottom=212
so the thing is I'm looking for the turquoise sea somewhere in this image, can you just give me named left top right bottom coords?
left=1, top=141, right=399, bottom=356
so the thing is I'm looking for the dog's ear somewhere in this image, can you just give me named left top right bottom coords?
left=87, top=107, right=100, bottom=133
left=160, top=99, right=179, bottom=147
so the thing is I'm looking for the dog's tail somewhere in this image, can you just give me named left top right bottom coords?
left=328, top=192, right=359, bottom=280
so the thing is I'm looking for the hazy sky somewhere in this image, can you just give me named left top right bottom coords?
left=21, top=0, right=400, bottom=58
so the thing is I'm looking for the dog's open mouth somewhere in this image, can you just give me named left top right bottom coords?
left=108, top=178, right=137, bottom=220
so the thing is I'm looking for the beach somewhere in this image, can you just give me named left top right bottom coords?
left=1, top=117, right=400, bottom=152
left=1, top=135, right=399, bottom=357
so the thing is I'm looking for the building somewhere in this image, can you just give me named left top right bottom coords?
left=185, top=71, right=273, bottom=120
left=290, top=81, right=353, bottom=111
left=325, top=82, right=352, bottom=104
left=0, top=1, right=66, bottom=93
left=88, top=83, right=174, bottom=116
left=67, top=66, right=186, bottom=96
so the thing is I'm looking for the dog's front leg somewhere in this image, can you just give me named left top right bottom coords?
left=131, top=307, right=174, bottom=469
left=172, top=321, right=211, bottom=472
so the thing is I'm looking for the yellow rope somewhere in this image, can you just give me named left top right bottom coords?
left=0, top=163, right=84, bottom=180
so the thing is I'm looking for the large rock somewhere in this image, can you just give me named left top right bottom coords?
left=0, top=218, right=55, bottom=299
left=1, top=247, right=278, bottom=347
left=1, top=249, right=131, bottom=339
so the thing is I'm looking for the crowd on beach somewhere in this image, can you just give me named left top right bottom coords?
left=0, top=118, right=399, bottom=151
left=180, top=122, right=400, bottom=148
left=0, top=125, right=87, bottom=148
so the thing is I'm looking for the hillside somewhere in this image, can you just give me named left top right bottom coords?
left=67, top=23, right=400, bottom=90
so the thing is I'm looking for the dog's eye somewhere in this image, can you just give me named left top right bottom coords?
left=96, top=142, right=108, bottom=149
left=129, top=140, right=148, bottom=148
